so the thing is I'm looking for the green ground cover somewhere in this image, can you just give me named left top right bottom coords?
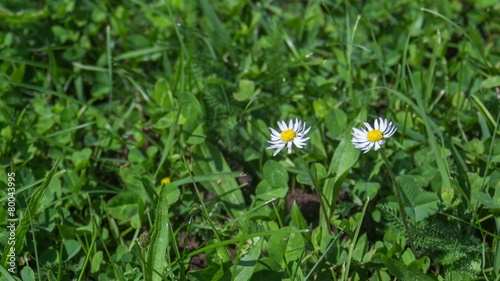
left=1, top=0, right=500, bottom=280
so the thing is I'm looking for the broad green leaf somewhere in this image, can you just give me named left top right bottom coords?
left=179, top=92, right=203, bottom=121
left=374, top=253, right=435, bottom=281
left=21, top=267, right=35, bottom=281
left=397, top=175, right=439, bottom=221
left=186, top=125, right=206, bottom=145
left=91, top=251, right=103, bottom=273
left=188, top=262, right=232, bottom=281
left=285, top=231, right=305, bottom=262
left=472, top=190, right=500, bottom=209
left=152, top=111, right=175, bottom=129
left=154, top=78, right=173, bottom=108
left=310, top=128, right=327, bottom=159
left=263, top=160, right=288, bottom=188
left=71, top=147, right=92, bottom=171
left=63, top=239, right=81, bottom=261
left=352, top=233, right=368, bottom=262
left=328, top=128, right=360, bottom=180
left=233, top=79, right=255, bottom=101
left=290, top=202, right=308, bottom=230
left=164, top=183, right=181, bottom=207
left=107, top=192, right=142, bottom=221
left=296, top=163, right=326, bottom=186
left=232, top=238, right=263, bottom=280
left=323, top=131, right=360, bottom=212
left=192, top=143, right=245, bottom=217
left=39, top=249, right=58, bottom=266
left=255, top=179, right=288, bottom=201
left=353, top=181, right=381, bottom=201
left=480, top=76, right=500, bottom=88
left=267, top=229, right=288, bottom=267
left=325, top=108, right=347, bottom=140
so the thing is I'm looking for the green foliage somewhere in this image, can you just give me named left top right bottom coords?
left=0, top=0, right=499, bottom=280
left=382, top=206, right=484, bottom=280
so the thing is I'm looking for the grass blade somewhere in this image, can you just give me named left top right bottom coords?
left=1, top=159, right=60, bottom=266
left=146, top=183, right=173, bottom=281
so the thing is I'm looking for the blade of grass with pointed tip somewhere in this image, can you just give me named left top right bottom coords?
left=1, top=159, right=60, bottom=266
left=342, top=197, right=369, bottom=281
left=406, top=64, right=453, bottom=204
left=198, top=0, right=231, bottom=52
left=0, top=265, right=16, bottom=281
left=146, top=183, right=174, bottom=281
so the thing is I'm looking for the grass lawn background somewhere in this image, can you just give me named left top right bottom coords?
left=1, top=0, right=500, bottom=280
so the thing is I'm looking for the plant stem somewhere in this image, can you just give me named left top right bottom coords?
left=379, top=148, right=417, bottom=256
left=296, top=151, right=332, bottom=235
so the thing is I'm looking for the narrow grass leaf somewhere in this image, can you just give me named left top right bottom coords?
left=146, top=183, right=173, bottom=281
left=0, top=265, right=16, bottom=281
left=407, top=65, right=453, bottom=204
left=1, top=159, right=60, bottom=266
left=198, top=0, right=231, bottom=50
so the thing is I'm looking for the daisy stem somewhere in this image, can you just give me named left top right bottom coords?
left=296, top=151, right=333, bottom=235
left=379, top=148, right=417, bottom=256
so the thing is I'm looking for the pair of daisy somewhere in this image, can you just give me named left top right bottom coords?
left=267, top=117, right=397, bottom=156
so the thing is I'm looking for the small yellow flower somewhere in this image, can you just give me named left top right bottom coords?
left=351, top=117, right=397, bottom=153
left=161, top=177, right=171, bottom=185
left=267, top=118, right=311, bottom=156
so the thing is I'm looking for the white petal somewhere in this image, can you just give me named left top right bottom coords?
left=302, top=125, right=311, bottom=136
left=377, top=118, right=385, bottom=132
left=273, top=145, right=285, bottom=156
left=278, top=121, right=286, bottom=131
left=270, top=127, right=280, bottom=136
left=363, top=122, right=373, bottom=131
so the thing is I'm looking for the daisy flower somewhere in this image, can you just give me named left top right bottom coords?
left=351, top=117, right=397, bottom=153
left=267, top=118, right=311, bottom=156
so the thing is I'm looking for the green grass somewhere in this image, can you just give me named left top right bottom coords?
left=1, top=0, right=500, bottom=280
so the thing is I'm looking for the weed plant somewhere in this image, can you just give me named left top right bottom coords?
left=0, top=0, right=499, bottom=280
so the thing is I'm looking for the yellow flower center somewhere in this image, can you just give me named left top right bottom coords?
left=281, top=129, right=296, bottom=142
left=367, top=130, right=383, bottom=142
